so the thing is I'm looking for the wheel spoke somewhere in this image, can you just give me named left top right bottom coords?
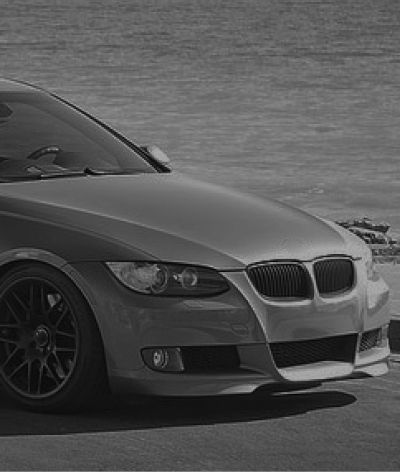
left=27, top=361, right=32, bottom=394
left=4, top=299, right=24, bottom=324
left=8, top=359, right=28, bottom=380
left=0, top=335, right=18, bottom=345
left=51, top=352, right=67, bottom=379
left=40, top=285, right=47, bottom=313
left=36, top=364, right=44, bottom=395
left=56, top=329, right=75, bottom=339
left=51, top=304, right=68, bottom=328
left=11, top=292, right=29, bottom=317
left=29, top=283, right=48, bottom=320
left=28, top=284, right=34, bottom=321
left=44, top=363, right=61, bottom=386
left=1, top=346, right=19, bottom=369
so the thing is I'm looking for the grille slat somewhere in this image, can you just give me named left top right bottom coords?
left=248, top=263, right=310, bottom=299
left=314, top=258, right=354, bottom=296
left=248, top=258, right=354, bottom=299
left=270, top=334, right=357, bottom=368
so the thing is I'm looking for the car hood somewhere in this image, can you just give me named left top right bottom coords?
left=0, top=173, right=364, bottom=269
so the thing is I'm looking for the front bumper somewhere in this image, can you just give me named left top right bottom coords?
left=66, top=260, right=390, bottom=396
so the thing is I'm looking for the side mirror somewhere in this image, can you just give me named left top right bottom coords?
left=141, top=145, right=171, bottom=168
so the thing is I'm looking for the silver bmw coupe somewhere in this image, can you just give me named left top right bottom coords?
left=0, top=79, right=390, bottom=412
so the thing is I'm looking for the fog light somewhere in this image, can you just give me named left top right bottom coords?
left=142, top=347, right=184, bottom=372
left=153, top=349, right=168, bottom=369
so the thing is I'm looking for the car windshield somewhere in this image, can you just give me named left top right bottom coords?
left=0, top=91, right=157, bottom=181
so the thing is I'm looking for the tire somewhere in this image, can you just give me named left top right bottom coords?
left=0, top=263, right=108, bottom=412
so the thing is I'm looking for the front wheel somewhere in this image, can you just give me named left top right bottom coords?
left=0, top=263, right=107, bottom=412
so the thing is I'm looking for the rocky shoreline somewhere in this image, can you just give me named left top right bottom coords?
left=336, top=217, right=400, bottom=263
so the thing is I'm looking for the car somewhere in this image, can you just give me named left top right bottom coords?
left=0, top=78, right=391, bottom=412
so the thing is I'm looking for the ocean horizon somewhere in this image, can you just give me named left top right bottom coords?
left=1, top=0, right=400, bottom=232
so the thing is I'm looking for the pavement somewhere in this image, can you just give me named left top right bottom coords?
left=0, top=359, right=399, bottom=470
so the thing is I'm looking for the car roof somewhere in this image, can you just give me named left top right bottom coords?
left=0, top=78, right=41, bottom=93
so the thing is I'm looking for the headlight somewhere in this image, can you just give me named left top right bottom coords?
left=105, top=262, right=229, bottom=296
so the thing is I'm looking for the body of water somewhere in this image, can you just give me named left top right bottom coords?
left=1, top=0, right=400, bottom=231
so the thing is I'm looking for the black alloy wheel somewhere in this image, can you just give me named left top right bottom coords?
left=0, top=264, right=107, bottom=412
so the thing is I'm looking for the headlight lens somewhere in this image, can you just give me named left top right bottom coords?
left=106, top=262, right=229, bottom=296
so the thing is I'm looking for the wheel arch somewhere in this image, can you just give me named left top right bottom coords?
left=0, top=249, right=108, bottom=373
left=0, top=248, right=98, bottom=311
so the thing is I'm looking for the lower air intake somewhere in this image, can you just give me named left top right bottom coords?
left=359, top=329, right=380, bottom=352
left=270, top=334, right=357, bottom=368
left=180, top=346, right=240, bottom=373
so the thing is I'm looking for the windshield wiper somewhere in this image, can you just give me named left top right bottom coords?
left=82, top=167, right=142, bottom=176
left=0, top=165, right=143, bottom=182
left=0, top=166, right=88, bottom=182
